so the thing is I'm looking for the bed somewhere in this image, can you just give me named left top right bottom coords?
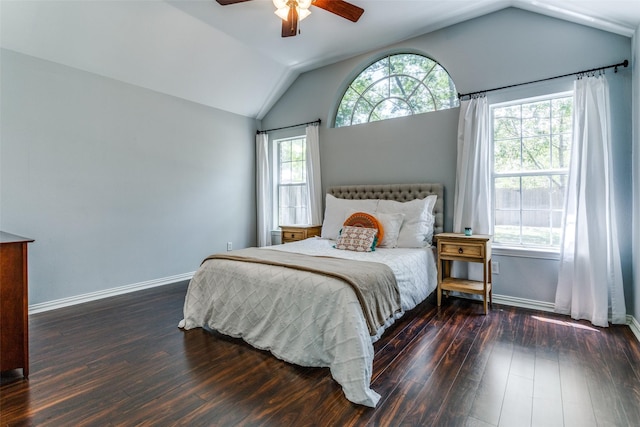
left=179, top=183, right=443, bottom=407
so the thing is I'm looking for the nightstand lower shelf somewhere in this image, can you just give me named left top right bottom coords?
left=440, top=277, right=491, bottom=294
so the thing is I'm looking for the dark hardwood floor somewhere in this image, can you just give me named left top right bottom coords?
left=2, top=281, right=639, bottom=426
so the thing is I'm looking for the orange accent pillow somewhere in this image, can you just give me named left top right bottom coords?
left=343, top=212, right=384, bottom=247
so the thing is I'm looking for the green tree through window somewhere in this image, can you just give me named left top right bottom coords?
left=335, top=53, right=459, bottom=127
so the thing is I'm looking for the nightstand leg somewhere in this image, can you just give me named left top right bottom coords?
left=483, top=259, right=488, bottom=314
left=437, top=258, right=442, bottom=307
left=488, top=259, right=493, bottom=309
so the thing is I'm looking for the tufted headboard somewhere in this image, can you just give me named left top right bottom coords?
left=327, top=183, right=444, bottom=235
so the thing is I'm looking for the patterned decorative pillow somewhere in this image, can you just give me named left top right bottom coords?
left=335, top=226, right=378, bottom=252
left=343, top=211, right=384, bottom=246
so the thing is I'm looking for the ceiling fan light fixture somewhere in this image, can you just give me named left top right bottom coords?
left=274, top=7, right=289, bottom=20
left=273, top=0, right=311, bottom=22
left=298, top=8, right=311, bottom=21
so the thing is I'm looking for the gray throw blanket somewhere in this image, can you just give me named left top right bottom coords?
left=203, top=248, right=401, bottom=336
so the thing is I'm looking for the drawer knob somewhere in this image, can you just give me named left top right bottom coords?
left=458, top=247, right=463, bottom=254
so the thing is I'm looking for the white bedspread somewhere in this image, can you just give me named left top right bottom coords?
left=179, top=238, right=437, bottom=407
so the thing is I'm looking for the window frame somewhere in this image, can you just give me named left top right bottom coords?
left=333, top=52, right=459, bottom=128
left=272, top=134, right=309, bottom=228
left=490, top=91, right=573, bottom=257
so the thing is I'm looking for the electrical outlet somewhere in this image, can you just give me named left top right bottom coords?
left=227, top=242, right=232, bottom=251
left=492, top=261, right=500, bottom=275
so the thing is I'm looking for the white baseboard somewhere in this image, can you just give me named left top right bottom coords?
left=629, top=315, right=640, bottom=342
left=28, top=272, right=195, bottom=314
left=492, top=294, right=556, bottom=312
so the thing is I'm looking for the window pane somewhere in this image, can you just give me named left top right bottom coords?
left=495, top=177, right=521, bottom=210
left=551, top=210, right=563, bottom=246
left=371, top=98, right=412, bottom=120
left=352, top=99, right=373, bottom=125
left=494, top=116, right=521, bottom=140
left=408, top=85, right=435, bottom=113
left=494, top=176, right=521, bottom=244
left=424, top=66, right=457, bottom=109
left=279, top=140, right=290, bottom=163
left=391, top=76, right=418, bottom=99
left=390, top=54, right=432, bottom=80
left=365, top=79, right=390, bottom=105
left=280, top=161, right=292, bottom=183
left=354, top=59, right=388, bottom=92
left=550, top=174, right=567, bottom=209
left=551, top=134, right=572, bottom=169
left=279, top=184, right=308, bottom=225
left=521, top=136, right=551, bottom=170
left=522, top=176, right=550, bottom=209
left=552, top=97, right=573, bottom=132
left=494, top=139, right=522, bottom=173
left=494, top=223, right=521, bottom=245
left=522, top=116, right=550, bottom=137
left=336, top=88, right=360, bottom=127
left=521, top=210, right=553, bottom=246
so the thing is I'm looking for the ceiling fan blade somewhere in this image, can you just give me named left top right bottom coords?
left=281, top=6, right=299, bottom=37
left=312, top=0, right=364, bottom=22
left=215, top=0, right=253, bottom=5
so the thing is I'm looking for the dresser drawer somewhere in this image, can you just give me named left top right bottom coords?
left=439, top=242, right=485, bottom=259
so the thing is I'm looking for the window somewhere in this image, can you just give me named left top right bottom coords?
left=275, top=136, right=308, bottom=226
left=492, top=93, right=573, bottom=248
left=335, top=53, right=459, bottom=127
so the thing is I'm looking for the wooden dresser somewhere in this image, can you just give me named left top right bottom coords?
left=280, top=225, right=322, bottom=244
left=1, top=231, right=34, bottom=378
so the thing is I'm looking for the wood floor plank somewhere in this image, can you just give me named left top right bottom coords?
left=2, top=282, right=639, bottom=427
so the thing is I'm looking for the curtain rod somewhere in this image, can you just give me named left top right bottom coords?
left=257, top=119, right=321, bottom=135
left=458, top=59, right=629, bottom=100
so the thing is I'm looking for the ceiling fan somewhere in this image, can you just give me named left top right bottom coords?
left=215, top=0, right=364, bottom=37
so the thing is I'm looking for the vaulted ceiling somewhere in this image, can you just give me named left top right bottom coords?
left=2, top=1, right=639, bottom=119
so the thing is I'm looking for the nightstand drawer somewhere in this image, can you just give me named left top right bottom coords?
left=439, top=242, right=484, bottom=259
left=280, top=225, right=322, bottom=243
left=283, top=230, right=305, bottom=242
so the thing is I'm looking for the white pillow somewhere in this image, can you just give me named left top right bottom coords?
left=344, top=208, right=405, bottom=248
left=321, top=194, right=378, bottom=240
left=377, top=195, right=437, bottom=248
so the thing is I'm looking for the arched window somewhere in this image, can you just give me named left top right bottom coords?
left=335, top=53, right=459, bottom=127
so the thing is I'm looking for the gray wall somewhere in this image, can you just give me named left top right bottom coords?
left=262, top=8, right=635, bottom=311
left=1, top=49, right=257, bottom=305
left=634, top=28, right=640, bottom=322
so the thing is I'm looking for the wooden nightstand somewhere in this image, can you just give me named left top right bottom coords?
left=435, top=232, right=492, bottom=314
left=280, top=225, right=322, bottom=243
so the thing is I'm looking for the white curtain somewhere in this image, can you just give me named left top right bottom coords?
left=305, top=123, right=323, bottom=225
left=256, top=132, right=272, bottom=247
left=454, top=96, right=492, bottom=235
left=555, top=75, right=626, bottom=327
left=452, top=96, right=492, bottom=279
